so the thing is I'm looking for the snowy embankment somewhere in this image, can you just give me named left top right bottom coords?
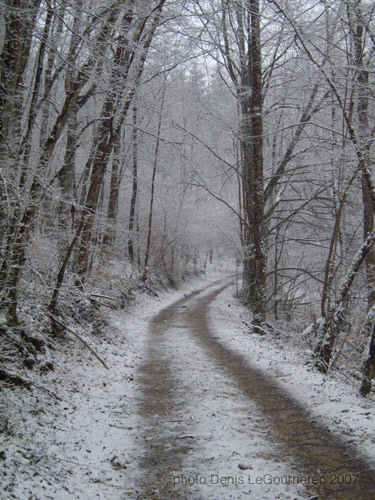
left=2, top=265, right=375, bottom=499
left=0, top=272, right=212, bottom=499
left=209, top=283, right=375, bottom=470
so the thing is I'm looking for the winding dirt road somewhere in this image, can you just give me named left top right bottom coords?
left=136, top=280, right=375, bottom=500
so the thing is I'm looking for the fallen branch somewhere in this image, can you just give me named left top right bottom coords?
left=90, top=293, right=116, bottom=301
left=89, top=297, right=116, bottom=309
left=48, top=315, right=109, bottom=370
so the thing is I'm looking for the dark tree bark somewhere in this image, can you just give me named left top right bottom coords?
left=74, top=101, right=116, bottom=285
left=350, top=0, right=375, bottom=395
left=144, top=84, right=166, bottom=276
left=353, top=8, right=375, bottom=310
left=315, top=229, right=375, bottom=372
left=128, top=105, right=138, bottom=263
left=57, top=114, right=78, bottom=231
left=220, top=1, right=266, bottom=324
left=0, top=0, right=41, bottom=144
left=248, top=0, right=266, bottom=324
left=234, top=0, right=266, bottom=325
left=56, top=1, right=83, bottom=229
left=102, top=145, right=121, bottom=249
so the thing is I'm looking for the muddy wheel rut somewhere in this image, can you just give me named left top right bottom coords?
left=136, top=281, right=375, bottom=500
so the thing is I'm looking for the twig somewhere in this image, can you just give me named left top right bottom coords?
left=90, top=293, right=116, bottom=300
left=89, top=297, right=115, bottom=309
left=48, top=315, right=109, bottom=370
left=31, top=383, right=77, bottom=409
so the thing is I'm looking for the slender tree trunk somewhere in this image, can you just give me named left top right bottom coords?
left=74, top=115, right=114, bottom=285
left=49, top=220, right=85, bottom=316
left=56, top=1, right=82, bottom=230
left=128, top=105, right=138, bottom=263
left=351, top=1, right=375, bottom=394
left=102, top=144, right=121, bottom=249
left=57, top=114, right=77, bottom=231
left=144, top=85, right=166, bottom=276
left=315, top=229, right=375, bottom=372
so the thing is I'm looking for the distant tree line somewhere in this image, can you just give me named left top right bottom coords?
left=1, top=0, right=375, bottom=395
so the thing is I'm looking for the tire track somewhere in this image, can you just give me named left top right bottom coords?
left=136, top=286, right=214, bottom=499
left=136, top=280, right=375, bottom=499
left=185, top=284, right=375, bottom=500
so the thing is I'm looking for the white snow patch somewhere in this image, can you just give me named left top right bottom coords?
left=208, top=283, right=375, bottom=471
left=0, top=268, right=231, bottom=499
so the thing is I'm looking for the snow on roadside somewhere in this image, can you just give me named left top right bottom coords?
left=0, top=271, right=218, bottom=500
left=1, top=310, right=139, bottom=499
left=208, top=283, right=375, bottom=470
left=7, top=262, right=370, bottom=500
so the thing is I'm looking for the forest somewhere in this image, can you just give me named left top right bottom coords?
left=2, top=0, right=375, bottom=498
left=1, top=0, right=375, bottom=450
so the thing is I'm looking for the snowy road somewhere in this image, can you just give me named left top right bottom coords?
left=4, top=276, right=375, bottom=499
left=135, top=280, right=375, bottom=500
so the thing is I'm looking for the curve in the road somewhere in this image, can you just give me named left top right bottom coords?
left=186, top=284, right=375, bottom=500
left=137, top=280, right=375, bottom=500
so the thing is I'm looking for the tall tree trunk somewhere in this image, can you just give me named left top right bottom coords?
left=56, top=0, right=82, bottom=230
left=0, top=0, right=41, bottom=144
left=74, top=112, right=114, bottom=286
left=234, top=2, right=256, bottom=313
left=351, top=0, right=375, bottom=395
left=240, top=0, right=266, bottom=325
left=353, top=6, right=375, bottom=309
left=128, top=105, right=138, bottom=263
left=249, top=0, right=266, bottom=324
left=144, top=84, right=166, bottom=276
left=102, top=144, right=121, bottom=249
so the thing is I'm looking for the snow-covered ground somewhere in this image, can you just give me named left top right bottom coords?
left=1, top=272, right=215, bottom=500
left=209, top=283, right=375, bottom=470
left=1, top=264, right=375, bottom=499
